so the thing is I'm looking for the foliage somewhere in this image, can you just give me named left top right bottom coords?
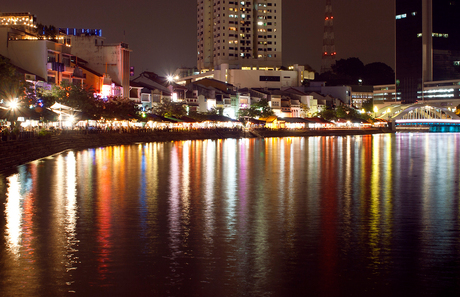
left=239, top=99, right=274, bottom=119
left=0, top=56, right=31, bottom=106
left=39, top=82, right=139, bottom=120
left=101, top=97, right=139, bottom=120
left=300, top=103, right=312, bottom=117
left=238, top=106, right=259, bottom=118
left=188, top=107, right=223, bottom=121
left=362, top=62, right=395, bottom=85
left=38, top=128, right=52, bottom=138
left=336, top=106, right=360, bottom=120
left=332, top=57, right=364, bottom=81
left=316, top=57, right=395, bottom=86
left=456, top=104, right=460, bottom=115
left=317, top=108, right=337, bottom=121
left=37, top=24, right=58, bottom=40
left=254, top=99, right=274, bottom=118
left=151, top=98, right=186, bottom=118
left=39, top=82, right=99, bottom=117
left=361, top=99, right=374, bottom=113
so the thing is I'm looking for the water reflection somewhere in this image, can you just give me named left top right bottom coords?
left=5, top=173, right=23, bottom=257
left=64, top=152, right=78, bottom=291
left=2, top=134, right=460, bottom=296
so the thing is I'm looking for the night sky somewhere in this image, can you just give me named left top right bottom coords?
left=2, top=0, right=394, bottom=76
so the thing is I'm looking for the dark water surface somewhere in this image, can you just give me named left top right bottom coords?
left=1, top=133, right=460, bottom=296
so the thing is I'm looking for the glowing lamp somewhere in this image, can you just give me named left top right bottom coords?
left=8, top=100, right=18, bottom=110
left=101, top=84, right=112, bottom=97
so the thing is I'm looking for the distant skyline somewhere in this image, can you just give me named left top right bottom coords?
left=2, top=0, right=395, bottom=76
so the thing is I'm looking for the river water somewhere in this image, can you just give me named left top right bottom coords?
left=1, top=133, right=460, bottom=296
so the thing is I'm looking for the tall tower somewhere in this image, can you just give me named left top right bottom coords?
left=197, top=0, right=282, bottom=72
left=321, top=0, right=336, bottom=74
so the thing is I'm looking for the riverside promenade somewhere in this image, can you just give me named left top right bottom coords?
left=0, top=127, right=391, bottom=174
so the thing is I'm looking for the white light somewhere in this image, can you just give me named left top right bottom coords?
left=8, top=99, right=18, bottom=110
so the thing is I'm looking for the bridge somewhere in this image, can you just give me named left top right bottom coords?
left=376, top=103, right=460, bottom=132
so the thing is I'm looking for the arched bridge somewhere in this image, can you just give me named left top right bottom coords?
left=376, top=103, right=460, bottom=132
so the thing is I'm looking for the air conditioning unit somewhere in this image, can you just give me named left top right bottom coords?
left=25, top=74, right=36, bottom=82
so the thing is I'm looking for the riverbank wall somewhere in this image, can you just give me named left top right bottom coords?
left=0, top=128, right=391, bottom=174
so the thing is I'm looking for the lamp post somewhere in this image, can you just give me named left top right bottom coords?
left=373, top=106, right=378, bottom=118
left=7, top=98, right=19, bottom=127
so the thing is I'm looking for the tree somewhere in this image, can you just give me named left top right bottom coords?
left=0, top=56, right=30, bottom=106
left=238, top=99, right=273, bottom=118
left=151, top=98, right=186, bottom=118
left=39, top=82, right=99, bottom=116
left=238, top=106, right=261, bottom=118
left=300, top=103, right=311, bottom=118
left=37, top=24, right=58, bottom=41
left=40, top=82, right=142, bottom=120
left=254, top=99, right=274, bottom=118
left=331, top=57, right=364, bottom=84
left=317, top=57, right=395, bottom=87
left=336, top=106, right=360, bottom=120
left=101, top=97, right=139, bottom=120
left=362, top=62, right=395, bottom=85
left=317, top=108, right=337, bottom=121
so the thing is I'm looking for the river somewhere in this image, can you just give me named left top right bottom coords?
left=0, top=133, right=460, bottom=296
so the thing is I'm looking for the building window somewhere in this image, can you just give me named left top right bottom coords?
left=260, top=76, right=280, bottom=81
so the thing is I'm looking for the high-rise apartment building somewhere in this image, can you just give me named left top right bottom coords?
left=396, top=0, right=460, bottom=103
left=197, top=0, right=282, bottom=72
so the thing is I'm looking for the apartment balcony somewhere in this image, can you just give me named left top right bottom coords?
left=62, top=65, right=75, bottom=74
left=185, top=98, right=198, bottom=104
left=141, top=93, right=151, bottom=103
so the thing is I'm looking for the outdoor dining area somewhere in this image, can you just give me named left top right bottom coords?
left=1, top=101, right=386, bottom=142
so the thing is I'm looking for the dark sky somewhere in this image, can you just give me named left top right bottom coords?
left=2, top=0, right=394, bottom=76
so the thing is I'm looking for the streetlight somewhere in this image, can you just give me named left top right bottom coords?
left=373, top=106, right=378, bottom=118
left=7, top=98, right=19, bottom=110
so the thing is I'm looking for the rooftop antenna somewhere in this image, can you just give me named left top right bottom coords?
left=321, top=0, right=337, bottom=74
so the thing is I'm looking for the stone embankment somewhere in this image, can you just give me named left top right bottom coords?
left=0, top=128, right=391, bottom=174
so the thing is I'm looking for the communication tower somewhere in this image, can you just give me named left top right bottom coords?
left=321, top=0, right=336, bottom=73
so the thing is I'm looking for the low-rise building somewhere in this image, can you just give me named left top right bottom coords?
left=65, top=29, right=131, bottom=98
left=177, top=64, right=308, bottom=89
